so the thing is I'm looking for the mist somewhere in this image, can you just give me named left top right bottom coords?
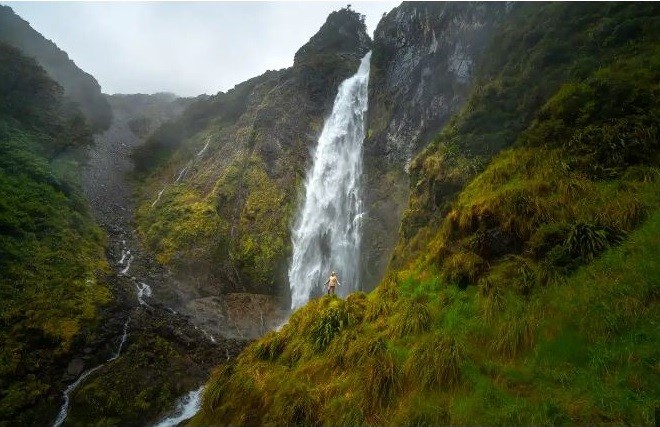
left=5, top=1, right=398, bottom=97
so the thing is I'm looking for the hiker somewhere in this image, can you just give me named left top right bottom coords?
left=324, top=271, right=341, bottom=296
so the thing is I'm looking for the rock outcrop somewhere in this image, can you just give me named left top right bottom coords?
left=361, top=2, right=510, bottom=290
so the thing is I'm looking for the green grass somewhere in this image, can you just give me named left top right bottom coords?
left=193, top=3, right=660, bottom=425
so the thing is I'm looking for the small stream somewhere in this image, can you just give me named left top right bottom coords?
left=153, top=386, right=204, bottom=427
left=53, top=317, right=130, bottom=427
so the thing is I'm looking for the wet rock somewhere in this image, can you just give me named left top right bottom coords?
left=361, top=2, right=512, bottom=291
left=67, top=358, right=85, bottom=377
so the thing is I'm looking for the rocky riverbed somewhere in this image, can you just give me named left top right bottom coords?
left=49, top=95, right=287, bottom=426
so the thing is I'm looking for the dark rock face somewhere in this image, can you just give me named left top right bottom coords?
left=368, top=2, right=509, bottom=165
left=361, top=2, right=510, bottom=290
left=0, top=5, right=112, bottom=131
left=294, top=7, right=372, bottom=65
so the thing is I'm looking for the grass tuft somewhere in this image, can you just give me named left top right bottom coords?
left=390, top=299, right=432, bottom=338
left=405, top=333, right=464, bottom=390
left=251, top=331, right=286, bottom=361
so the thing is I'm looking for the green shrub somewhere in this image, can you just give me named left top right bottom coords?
left=564, top=222, right=625, bottom=262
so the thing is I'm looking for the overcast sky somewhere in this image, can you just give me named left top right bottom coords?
left=5, top=1, right=399, bottom=97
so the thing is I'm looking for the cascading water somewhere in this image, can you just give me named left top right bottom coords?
left=288, top=52, right=371, bottom=310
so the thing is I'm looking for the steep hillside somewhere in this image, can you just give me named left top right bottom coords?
left=362, top=2, right=510, bottom=290
left=194, top=3, right=660, bottom=425
left=0, top=5, right=112, bottom=132
left=133, top=8, right=371, bottom=302
left=0, top=42, right=109, bottom=425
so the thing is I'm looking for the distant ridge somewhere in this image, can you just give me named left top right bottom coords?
left=0, top=5, right=112, bottom=131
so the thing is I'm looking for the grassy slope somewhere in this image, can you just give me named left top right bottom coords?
left=0, top=44, right=109, bottom=424
left=193, top=3, right=659, bottom=425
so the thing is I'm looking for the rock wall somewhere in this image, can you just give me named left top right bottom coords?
left=361, top=2, right=510, bottom=290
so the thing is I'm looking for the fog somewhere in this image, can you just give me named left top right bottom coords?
left=6, top=1, right=399, bottom=97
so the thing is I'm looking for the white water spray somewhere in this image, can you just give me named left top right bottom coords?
left=288, top=52, right=371, bottom=309
left=153, top=386, right=204, bottom=427
left=136, top=282, right=152, bottom=306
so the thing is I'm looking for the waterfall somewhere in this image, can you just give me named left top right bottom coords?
left=288, top=52, right=371, bottom=310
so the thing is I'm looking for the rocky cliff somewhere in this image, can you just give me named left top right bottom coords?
left=361, top=2, right=510, bottom=290
left=0, top=5, right=112, bottom=132
left=134, top=8, right=371, bottom=306
left=195, top=3, right=660, bottom=425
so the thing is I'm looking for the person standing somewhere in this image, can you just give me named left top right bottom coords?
left=324, top=271, right=341, bottom=296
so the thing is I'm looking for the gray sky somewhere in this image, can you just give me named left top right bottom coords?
left=6, top=1, right=399, bottom=97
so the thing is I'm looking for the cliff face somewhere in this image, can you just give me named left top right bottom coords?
left=135, top=9, right=371, bottom=303
left=0, top=5, right=112, bottom=131
left=361, top=2, right=509, bottom=290
left=195, top=3, right=660, bottom=425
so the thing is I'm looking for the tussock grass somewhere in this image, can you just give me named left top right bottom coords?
left=251, top=330, right=286, bottom=361
left=392, top=392, right=451, bottom=427
left=405, top=333, right=464, bottom=390
left=390, top=299, right=432, bottom=338
left=492, top=303, right=540, bottom=358
left=442, top=251, right=485, bottom=287
left=346, top=291, right=368, bottom=325
left=345, top=335, right=388, bottom=366
left=322, top=392, right=365, bottom=427
left=478, top=278, right=505, bottom=322
left=310, top=304, right=349, bottom=351
left=597, top=196, right=647, bottom=231
left=202, top=364, right=233, bottom=414
left=267, top=381, right=320, bottom=426
left=362, top=344, right=400, bottom=410
left=365, top=281, right=399, bottom=321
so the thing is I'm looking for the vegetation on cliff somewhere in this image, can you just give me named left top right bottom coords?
left=134, top=8, right=371, bottom=295
left=0, top=43, right=109, bottom=425
left=0, top=5, right=113, bottom=132
left=194, top=3, right=660, bottom=425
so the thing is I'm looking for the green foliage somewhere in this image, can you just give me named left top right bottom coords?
left=389, top=299, right=431, bottom=338
left=564, top=222, right=624, bottom=262
left=310, top=303, right=349, bottom=351
left=0, top=45, right=108, bottom=425
left=405, top=333, right=464, bottom=390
